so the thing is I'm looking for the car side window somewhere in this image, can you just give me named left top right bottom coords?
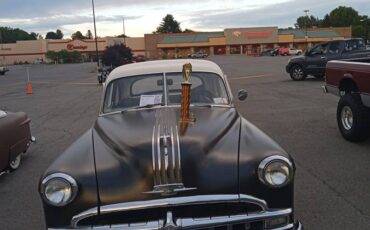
left=311, top=43, right=328, bottom=55
left=344, top=39, right=365, bottom=52
left=328, top=42, right=340, bottom=54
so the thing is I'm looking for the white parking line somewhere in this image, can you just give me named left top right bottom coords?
left=229, top=74, right=273, bottom=80
left=32, top=81, right=97, bottom=85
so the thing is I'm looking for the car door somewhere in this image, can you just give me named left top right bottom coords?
left=305, top=43, right=329, bottom=74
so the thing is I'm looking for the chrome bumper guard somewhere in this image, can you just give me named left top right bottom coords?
left=51, top=194, right=302, bottom=230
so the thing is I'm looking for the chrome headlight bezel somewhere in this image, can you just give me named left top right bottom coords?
left=41, top=173, right=78, bottom=206
left=258, top=155, right=293, bottom=188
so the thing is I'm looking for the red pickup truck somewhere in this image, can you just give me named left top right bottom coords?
left=323, top=58, right=370, bottom=142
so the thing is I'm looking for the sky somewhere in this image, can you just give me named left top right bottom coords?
left=0, top=0, right=369, bottom=38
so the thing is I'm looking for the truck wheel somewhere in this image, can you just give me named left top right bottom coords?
left=337, top=94, right=370, bottom=142
left=0, top=72, right=4, bottom=75
left=9, top=155, right=21, bottom=171
left=290, top=65, right=307, bottom=81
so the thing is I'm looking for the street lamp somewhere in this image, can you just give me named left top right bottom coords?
left=360, top=18, right=368, bottom=44
left=92, top=0, right=99, bottom=68
left=304, top=10, right=309, bottom=50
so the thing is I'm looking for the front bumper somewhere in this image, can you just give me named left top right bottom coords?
left=47, top=194, right=302, bottom=230
left=285, top=65, right=290, bottom=73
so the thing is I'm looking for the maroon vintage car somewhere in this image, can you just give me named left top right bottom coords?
left=323, top=58, right=370, bottom=142
left=0, top=110, right=35, bottom=175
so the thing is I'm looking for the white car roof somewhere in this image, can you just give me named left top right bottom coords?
left=106, top=59, right=225, bottom=85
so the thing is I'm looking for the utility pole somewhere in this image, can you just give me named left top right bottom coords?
left=123, top=16, right=126, bottom=45
left=0, top=30, right=4, bottom=66
left=304, top=10, right=310, bottom=50
left=92, top=0, right=99, bottom=68
left=360, top=18, right=369, bottom=45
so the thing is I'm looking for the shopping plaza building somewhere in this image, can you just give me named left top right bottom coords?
left=0, top=26, right=351, bottom=65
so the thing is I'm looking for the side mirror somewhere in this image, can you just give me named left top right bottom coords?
left=237, top=89, right=248, bottom=101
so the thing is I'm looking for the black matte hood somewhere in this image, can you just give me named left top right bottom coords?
left=93, top=107, right=240, bottom=205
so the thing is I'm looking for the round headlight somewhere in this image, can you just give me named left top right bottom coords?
left=258, top=156, right=293, bottom=188
left=41, top=173, right=78, bottom=206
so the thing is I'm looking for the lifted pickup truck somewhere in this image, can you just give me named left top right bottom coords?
left=0, top=66, right=9, bottom=75
left=323, top=58, right=370, bottom=142
left=286, top=38, right=370, bottom=81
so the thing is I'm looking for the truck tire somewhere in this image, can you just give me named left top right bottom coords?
left=337, top=94, right=370, bottom=142
left=0, top=72, right=4, bottom=75
left=290, top=65, right=307, bottom=81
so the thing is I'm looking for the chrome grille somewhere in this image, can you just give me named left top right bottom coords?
left=70, top=195, right=294, bottom=230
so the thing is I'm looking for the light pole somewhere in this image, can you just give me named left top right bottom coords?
left=92, top=0, right=99, bottom=68
left=304, top=10, right=309, bottom=50
left=123, top=16, right=126, bottom=45
left=360, top=18, right=368, bottom=44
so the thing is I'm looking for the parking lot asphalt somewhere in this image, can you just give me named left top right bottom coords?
left=0, top=56, right=369, bottom=230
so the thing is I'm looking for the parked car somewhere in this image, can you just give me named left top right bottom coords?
left=286, top=38, right=370, bottom=81
left=288, top=48, right=303, bottom=55
left=132, top=55, right=146, bottom=63
left=260, top=48, right=279, bottom=56
left=270, top=47, right=280, bottom=56
left=39, top=59, right=302, bottom=229
left=279, top=47, right=290, bottom=56
left=0, top=110, right=35, bottom=175
left=260, top=49, right=272, bottom=56
left=190, top=51, right=208, bottom=58
left=323, top=58, right=370, bottom=142
left=0, top=66, right=9, bottom=75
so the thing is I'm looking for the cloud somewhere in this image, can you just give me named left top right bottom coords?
left=185, top=0, right=370, bottom=30
left=0, top=0, right=369, bottom=37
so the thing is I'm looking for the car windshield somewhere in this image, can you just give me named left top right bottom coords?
left=103, top=72, right=229, bottom=113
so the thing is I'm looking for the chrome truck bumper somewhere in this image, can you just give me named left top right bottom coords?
left=47, top=194, right=303, bottom=230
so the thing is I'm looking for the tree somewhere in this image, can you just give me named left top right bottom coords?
left=46, top=51, right=58, bottom=62
left=0, top=27, right=37, bottom=43
left=115, top=34, right=128, bottom=38
left=183, top=28, right=195, bottom=33
left=56, top=29, right=64, bottom=39
left=322, top=14, right=331, bottom=27
left=86, top=30, right=93, bottom=39
left=295, top=15, right=322, bottom=29
left=46, top=31, right=58, bottom=39
left=329, top=6, right=360, bottom=27
left=71, top=31, right=86, bottom=40
left=156, top=14, right=182, bottom=33
left=352, top=25, right=365, bottom=38
left=102, top=44, right=132, bottom=67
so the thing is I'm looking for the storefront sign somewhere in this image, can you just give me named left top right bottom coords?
left=67, top=43, right=88, bottom=51
left=244, top=31, right=272, bottom=39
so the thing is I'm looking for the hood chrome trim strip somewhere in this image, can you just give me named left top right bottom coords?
left=147, top=108, right=194, bottom=195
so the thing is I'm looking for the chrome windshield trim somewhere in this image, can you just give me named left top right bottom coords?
left=98, top=104, right=234, bottom=117
left=71, top=194, right=269, bottom=228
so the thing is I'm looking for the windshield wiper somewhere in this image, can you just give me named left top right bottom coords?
left=121, top=103, right=163, bottom=113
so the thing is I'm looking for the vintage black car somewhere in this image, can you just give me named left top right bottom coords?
left=0, top=110, right=35, bottom=175
left=39, top=59, right=302, bottom=230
